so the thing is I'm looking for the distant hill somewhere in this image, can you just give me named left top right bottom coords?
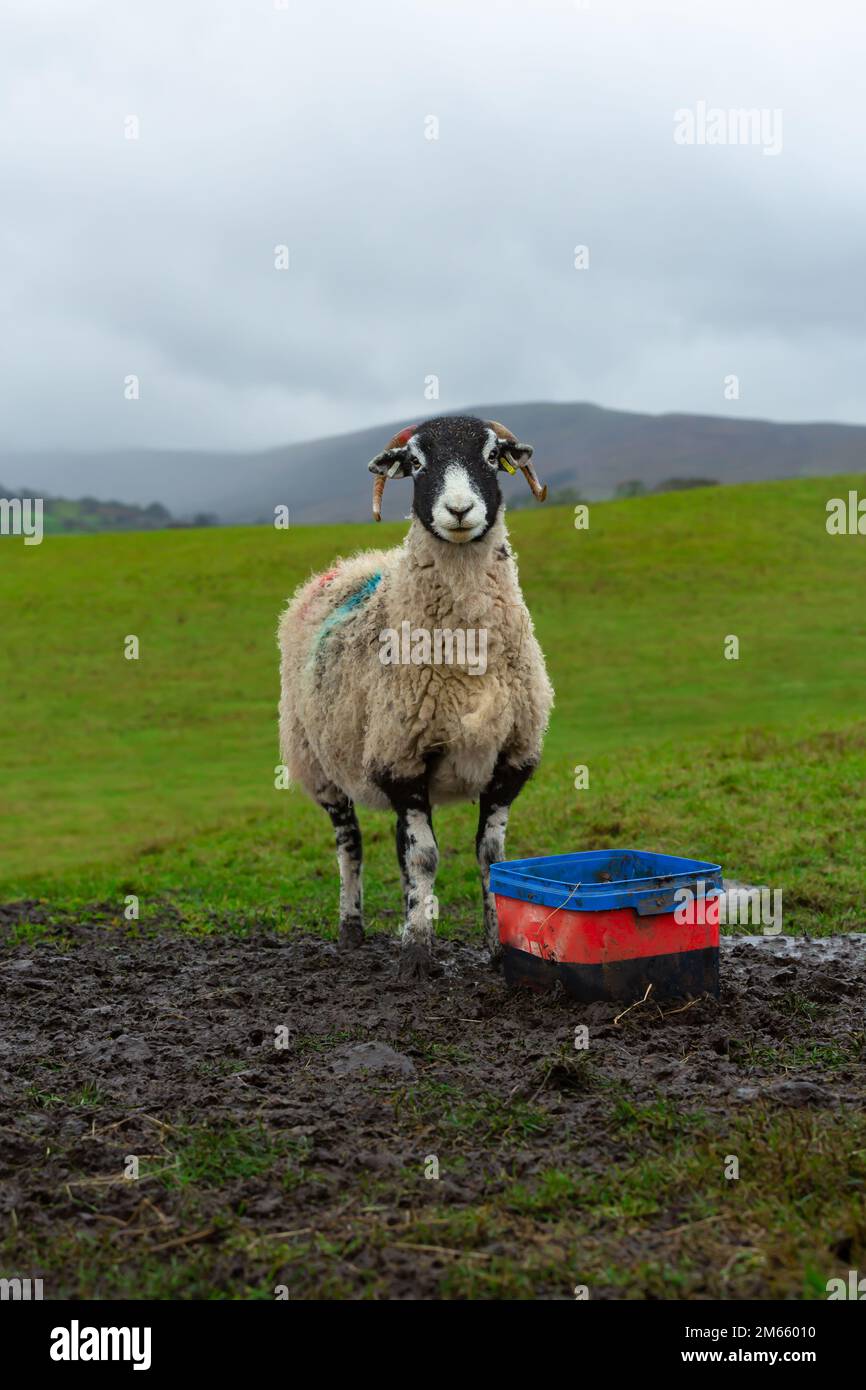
left=4, top=401, right=865, bottom=526
left=0, top=486, right=214, bottom=535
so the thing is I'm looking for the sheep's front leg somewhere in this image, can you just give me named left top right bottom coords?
left=374, top=768, right=438, bottom=980
left=320, top=790, right=364, bottom=950
left=396, top=805, right=439, bottom=978
left=477, top=754, right=536, bottom=965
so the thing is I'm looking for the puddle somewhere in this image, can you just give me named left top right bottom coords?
left=722, top=933, right=866, bottom=961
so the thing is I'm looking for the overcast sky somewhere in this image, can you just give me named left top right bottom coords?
left=1, top=0, right=864, bottom=451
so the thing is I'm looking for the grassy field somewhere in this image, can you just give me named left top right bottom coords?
left=2, top=473, right=865, bottom=933
left=1, top=474, right=865, bottom=1300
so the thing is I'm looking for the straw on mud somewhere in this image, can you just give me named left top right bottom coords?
left=393, top=1242, right=492, bottom=1261
left=658, top=1214, right=718, bottom=1241
left=428, top=1016, right=483, bottom=1023
left=660, top=995, right=707, bottom=1018
left=114, top=1222, right=180, bottom=1240
left=146, top=1227, right=216, bottom=1255
left=89, top=1112, right=175, bottom=1139
left=63, top=1162, right=180, bottom=1188
left=140, top=1113, right=177, bottom=1132
left=613, top=983, right=654, bottom=1026
left=140, top=1197, right=173, bottom=1226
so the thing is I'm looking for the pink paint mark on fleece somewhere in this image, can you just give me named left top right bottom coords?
left=297, top=567, right=340, bottom=621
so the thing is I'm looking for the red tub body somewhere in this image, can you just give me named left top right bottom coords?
left=493, top=858, right=721, bottom=1002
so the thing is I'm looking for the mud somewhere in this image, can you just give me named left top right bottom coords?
left=722, top=932, right=866, bottom=961
left=1, top=909, right=864, bottom=1298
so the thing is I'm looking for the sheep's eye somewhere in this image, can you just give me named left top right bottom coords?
left=411, top=459, right=424, bottom=474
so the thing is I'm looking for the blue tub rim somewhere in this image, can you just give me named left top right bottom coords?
left=489, top=848, right=723, bottom=914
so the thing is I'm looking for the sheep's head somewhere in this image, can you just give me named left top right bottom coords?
left=368, top=415, right=546, bottom=541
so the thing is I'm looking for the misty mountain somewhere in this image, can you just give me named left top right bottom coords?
left=4, top=402, right=865, bottom=527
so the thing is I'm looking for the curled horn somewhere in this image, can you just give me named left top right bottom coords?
left=486, top=420, right=547, bottom=502
left=372, top=473, right=387, bottom=523
left=370, top=424, right=417, bottom=521
left=519, top=460, right=548, bottom=503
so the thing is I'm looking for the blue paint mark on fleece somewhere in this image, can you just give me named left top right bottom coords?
left=310, top=572, right=382, bottom=663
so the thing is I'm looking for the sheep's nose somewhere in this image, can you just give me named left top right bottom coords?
left=446, top=502, right=472, bottom=521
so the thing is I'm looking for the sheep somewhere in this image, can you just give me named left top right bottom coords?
left=278, top=414, right=554, bottom=979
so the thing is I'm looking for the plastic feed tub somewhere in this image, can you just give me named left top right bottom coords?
left=489, top=849, right=723, bottom=1003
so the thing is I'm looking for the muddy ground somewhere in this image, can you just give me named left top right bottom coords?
left=1, top=906, right=864, bottom=1299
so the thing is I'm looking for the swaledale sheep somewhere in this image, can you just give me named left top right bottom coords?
left=278, top=415, right=554, bottom=979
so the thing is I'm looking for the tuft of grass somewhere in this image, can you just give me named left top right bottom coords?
left=394, top=1077, right=549, bottom=1142
left=150, top=1124, right=310, bottom=1190
left=25, top=1083, right=107, bottom=1110
left=737, top=1036, right=865, bottom=1072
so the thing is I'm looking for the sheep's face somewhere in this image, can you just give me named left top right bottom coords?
left=410, top=416, right=503, bottom=544
left=369, top=415, right=537, bottom=545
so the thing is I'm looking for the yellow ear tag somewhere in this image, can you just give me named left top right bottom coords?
left=500, top=452, right=517, bottom=474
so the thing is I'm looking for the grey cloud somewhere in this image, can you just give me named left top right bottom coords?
left=1, top=0, right=864, bottom=453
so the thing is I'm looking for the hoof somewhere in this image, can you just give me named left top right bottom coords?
left=338, top=918, right=365, bottom=951
left=398, top=942, right=434, bottom=982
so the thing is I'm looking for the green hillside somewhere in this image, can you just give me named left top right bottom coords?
left=1, top=475, right=864, bottom=935
left=0, top=490, right=192, bottom=535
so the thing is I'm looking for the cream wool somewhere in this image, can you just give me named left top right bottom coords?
left=279, top=515, right=551, bottom=808
left=277, top=414, right=553, bottom=978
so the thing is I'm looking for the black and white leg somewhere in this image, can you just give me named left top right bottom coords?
left=319, top=789, right=364, bottom=949
left=476, top=753, right=536, bottom=963
left=374, top=767, right=439, bottom=979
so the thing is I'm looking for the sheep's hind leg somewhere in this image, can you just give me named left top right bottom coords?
left=374, top=768, right=438, bottom=980
left=319, top=789, right=364, bottom=950
left=477, top=754, right=537, bottom=966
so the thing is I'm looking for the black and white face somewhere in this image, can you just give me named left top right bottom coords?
left=369, top=415, right=535, bottom=545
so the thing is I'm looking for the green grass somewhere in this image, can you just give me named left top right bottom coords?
left=2, top=472, right=865, bottom=934
left=149, top=1123, right=312, bottom=1191
left=6, top=1101, right=861, bottom=1300
left=737, top=1036, right=866, bottom=1072
left=400, top=1105, right=866, bottom=1299
left=395, top=1077, right=550, bottom=1141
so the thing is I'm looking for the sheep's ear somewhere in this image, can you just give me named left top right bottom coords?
left=368, top=426, right=419, bottom=519
left=368, top=424, right=418, bottom=479
left=486, top=422, right=546, bottom=501
left=485, top=420, right=533, bottom=474
left=368, top=446, right=413, bottom=479
left=496, top=440, right=533, bottom=474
